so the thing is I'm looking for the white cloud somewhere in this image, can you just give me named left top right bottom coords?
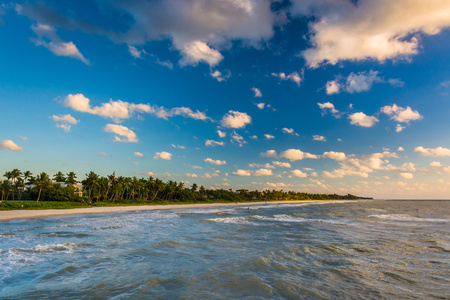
left=205, top=140, right=225, bottom=147
left=249, top=135, right=258, bottom=139
left=400, top=172, right=414, bottom=179
left=264, top=134, right=275, bottom=140
left=103, top=124, right=138, bottom=143
left=293, top=0, right=450, bottom=67
left=272, top=161, right=291, bottom=168
left=210, top=70, right=230, bottom=82
left=271, top=70, right=303, bottom=85
left=313, top=135, right=326, bottom=142
left=30, top=24, right=89, bottom=65
left=256, top=103, right=265, bottom=110
left=65, top=93, right=210, bottom=123
left=280, top=149, right=318, bottom=161
left=291, top=169, right=308, bottom=178
left=220, top=110, right=252, bottom=128
left=180, top=41, right=223, bottom=67
left=252, top=87, right=262, bottom=97
left=349, top=112, right=379, bottom=128
left=318, top=102, right=339, bottom=118
left=260, top=150, right=277, bottom=158
left=233, top=169, right=252, bottom=177
left=388, top=78, right=405, bottom=88
left=429, top=161, right=450, bottom=174
left=325, top=80, right=340, bottom=95
left=322, top=151, right=346, bottom=161
left=398, top=147, right=405, bottom=151
left=128, top=45, right=145, bottom=59
left=134, top=152, right=145, bottom=158
left=186, top=173, right=198, bottom=178
left=231, top=131, right=247, bottom=146
left=98, top=152, right=109, bottom=156
left=171, top=144, right=186, bottom=149
left=0, top=140, right=24, bottom=151
left=19, top=136, right=28, bottom=141
left=381, top=104, right=422, bottom=123
left=396, top=124, right=406, bottom=132
left=414, top=146, right=450, bottom=157
left=56, top=124, right=71, bottom=132
left=254, top=168, right=273, bottom=176
left=204, top=158, right=226, bottom=165
left=323, top=169, right=369, bottom=179
left=52, top=114, right=79, bottom=124
left=217, top=130, right=226, bottom=138
left=282, top=128, right=293, bottom=135
left=154, top=151, right=172, bottom=160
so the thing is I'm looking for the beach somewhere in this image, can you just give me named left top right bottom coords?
left=0, top=200, right=325, bottom=221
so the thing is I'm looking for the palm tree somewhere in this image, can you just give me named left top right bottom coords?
left=0, top=180, right=11, bottom=202
left=66, top=172, right=77, bottom=185
left=34, top=172, right=51, bottom=202
left=82, top=171, right=100, bottom=202
left=53, top=171, right=66, bottom=183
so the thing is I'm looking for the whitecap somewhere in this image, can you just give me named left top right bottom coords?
left=368, top=214, right=450, bottom=223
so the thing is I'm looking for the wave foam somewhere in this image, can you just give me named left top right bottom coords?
left=9, top=242, right=93, bottom=254
left=368, top=214, right=450, bottom=223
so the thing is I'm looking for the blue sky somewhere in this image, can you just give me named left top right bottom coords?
left=1, top=0, right=450, bottom=199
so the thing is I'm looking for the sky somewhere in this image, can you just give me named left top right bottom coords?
left=1, top=0, right=450, bottom=199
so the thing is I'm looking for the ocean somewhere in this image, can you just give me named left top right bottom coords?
left=1, top=200, right=449, bottom=299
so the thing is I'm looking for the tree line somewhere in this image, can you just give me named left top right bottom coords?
left=1, top=169, right=365, bottom=204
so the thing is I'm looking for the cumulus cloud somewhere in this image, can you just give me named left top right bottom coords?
left=291, top=169, right=308, bottom=178
left=20, top=0, right=276, bottom=68
left=260, top=150, right=277, bottom=158
left=56, top=124, right=71, bottom=132
left=205, top=140, right=225, bottom=147
left=271, top=70, right=303, bottom=85
left=231, top=131, right=247, bottom=146
left=0, top=140, right=24, bottom=151
left=414, top=146, right=450, bottom=157
left=103, top=124, right=138, bottom=143
left=217, top=130, right=226, bottom=138
left=349, top=112, right=379, bottom=127
left=325, top=80, right=340, bottom=95
left=318, top=102, right=339, bottom=118
left=429, top=161, right=450, bottom=174
left=313, top=135, right=326, bottom=142
left=398, top=147, right=405, bottom=151
left=52, top=114, right=79, bottom=124
left=210, top=70, right=230, bottom=82
left=64, top=93, right=210, bottom=123
left=204, top=158, right=226, bottom=165
left=134, top=152, right=145, bottom=158
left=220, top=110, right=251, bottom=128
left=252, top=87, right=262, bottom=97
left=264, top=134, right=275, bottom=140
left=292, top=0, right=450, bottom=67
left=171, top=144, right=186, bottom=149
left=400, top=172, right=414, bottom=179
left=256, top=103, right=265, bottom=110
left=29, top=23, right=89, bottom=65
left=254, top=168, right=273, bottom=176
left=280, top=149, right=318, bottom=161
left=396, top=124, right=406, bottom=132
left=322, top=151, right=346, bottom=161
left=381, top=104, right=422, bottom=123
left=154, top=151, right=172, bottom=160
left=233, top=169, right=252, bottom=177
left=272, top=161, right=291, bottom=168
left=326, top=70, right=383, bottom=94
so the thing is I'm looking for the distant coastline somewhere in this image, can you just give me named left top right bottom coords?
left=0, top=200, right=358, bottom=222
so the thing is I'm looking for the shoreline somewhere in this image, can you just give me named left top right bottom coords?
left=0, top=200, right=350, bottom=222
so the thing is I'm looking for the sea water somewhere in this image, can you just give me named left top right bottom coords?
left=1, top=200, right=449, bottom=299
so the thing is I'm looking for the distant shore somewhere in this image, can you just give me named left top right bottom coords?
left=0, top=200, right=354, bottom=221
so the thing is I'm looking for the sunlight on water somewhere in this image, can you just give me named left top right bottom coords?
left=1, top=200, right=449, bottom=299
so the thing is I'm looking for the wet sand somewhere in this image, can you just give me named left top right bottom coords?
left=0, top=200, right=329, bottom=221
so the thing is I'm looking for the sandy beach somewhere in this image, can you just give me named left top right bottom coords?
left=0, top=200, right=328, bottom=222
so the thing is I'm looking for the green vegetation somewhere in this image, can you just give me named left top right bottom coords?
left=0, top=169, right=368, bottom=210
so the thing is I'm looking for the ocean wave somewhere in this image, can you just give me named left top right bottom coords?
left=368, top=214, right=450, bottom=223
left=204, top=216, right=253, bottom=224
left=9, top=242, right=93, bottom=254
